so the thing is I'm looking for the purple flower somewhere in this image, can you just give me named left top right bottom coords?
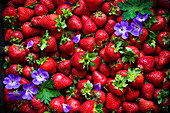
left=8, top=91, right=24, bottom=100
left=31, top=68, right=49, bottom=85
left=63, top=104, right=71, bottom=113
left=73, top=34, right=81, bottom=43
left=22, top=82, right=38, bottom=100
left=64, top=2, right=72, bottom=6
left=94, top=83, right=101, bottom=91
left=135, top=13, right=148, bottom=22
left=3, top=74, right=21, bottom=89
left=27, top=40, right=34, bottom=49
left=114, top=21, right=132, bottom=39
left=130, top=19, right=142, bottom=36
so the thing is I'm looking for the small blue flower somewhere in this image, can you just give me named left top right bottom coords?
left=114, top=21, right=132, bottom=39
left=8, top=91, right=24, bottom=100
left=27, top=40, right=34, bottom=49
left=64, top=2, right=72, bottom=6
left=3, top=74, right=21, bottom=89
left=63, top=104, right=71, bottom=113
left=94, top=83, right=101, bottom=91
left=22, top=82, right=38, bottom=100
left=73, top=34, right=81, bottom=43
left=135, top=13, right=148, bottom=22
left=130, top=18, right=142, bottom=36
left=31, top=68, right=49, bottom=85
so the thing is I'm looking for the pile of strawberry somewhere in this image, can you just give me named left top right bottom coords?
left=1, top=0, right=170, bottom=113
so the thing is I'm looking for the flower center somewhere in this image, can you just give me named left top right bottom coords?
left=11, top=80, right=16, bottom=86
left=37, top=74, right=44, bottom=81
left=120, top=26, right=126, bottom=33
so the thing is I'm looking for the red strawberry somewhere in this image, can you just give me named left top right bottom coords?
left=139, top=98, right=154, bottom=113
left=49, top=30, right=62, bottom=40
left=19, top=103, right=36, bottom=113
left=162, top=80, right=170, bottom=91
left=125, top=86, right=140, bottom=101
left=91, top=11, right=107, bottom=28
left=7, top=64, right=21, bottom=76
left=145, top=71, right=164, bottom=87
left=20, top=77, right=30, bottom=85
left=31, top=95, right=44, bottom=109
left=9, top=31, right=23, bottom=43
left=105, top=20, right=116, bottom=35
left=79, top=100, right=103, bottom=113
left=66, top=96, right=81, bottom=113
left=106, top=93, right=121, bottom=110
left=5, top=28, right=13, bottom=41
left=129, top=73, right=144, bottom=89
left=22, top=65, right=32, bottom=78
left=53, top=73, right=72, bottom=89
left=53, top=0, right=67, bottom=7
left=11, top=0, right=26, bottom=4
left=95, top=30, right=109, bottom=46
left=67, top=15, right=82, bottom=31
left=109, top=58, right=123, bottom=71
left=123, top=102, right=139, bottom=113
left=77, top=79, right=88, bottom=93
left=154, top=44, right=162, bottom=55
left=37, top=57, right=56, bottom=74
left=137, top=56, right=155, bottom=73
left=71, top=67, right=86, bottom=77
left=91, top=89, right=106, bottom=104
left=158, top=50, right=170, bottom=66
left=24, top=0, right=37, bottom=6
left=56, top=4, right=72, bottom=19
left=8, top=44, right=26, bottom=64
left=142, top=42, right=156, bottom=54
left=79, top=37, right=96, bottom=52
left=90, top=56, right=101, bottom=72
left=31, top=16, right=43, bottom=27
left=86, top=0, right=103, bottom=11
left=50, top=96, right=65, bottom=112
left=40, top=0, right=54, bottom=10
left=57, top=60, right=71, bottom=75
left=37, top=106, right=47, bottom=113
left=73, top=0, right=90, bottom=16
left=18, top=7, right=34, bottom=22
left=22, top=22, right=41, bottom=38
left=142, top=83, right=154, bottom=99
left=34, top=4, right=48, bottom=16
left=68, top=0, right=78, bottom=3
left=93, top=71, right=107, bottom=86
left=150, top=16, right=166, bottom=32
left=2, top=6, right=17, bottom=18
left=157, top=31, right=170, bottom=47
left=81, top=15, right=97, bottom=34
left=99, top=63, right=110, bottom=77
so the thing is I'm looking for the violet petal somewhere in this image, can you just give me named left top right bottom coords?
left=94, top=83, right=101, bottom=91
left=27, top=40, right=34, bottom=49
left=63, top=104, right=71, bottom=113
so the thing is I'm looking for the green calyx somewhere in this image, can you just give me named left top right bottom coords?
left=143, top=15, right=158, bottom=29
left=126, top=67, right=141, bottom=82
left=120, top=47, right=139, bottom=64
left=24, top=2, right=40, bottom=9
left=94, top=11, right=103, bottom=18
left=3, top=57, right=11, bottom=69
left=55, top=15, right=67, bottom=32
left=10, top=36, right=22, bottom=44
left=60, top=32, right=71, bottom=45
left=109, top=3, right=119, bottom=16
left=61, top=8, right=73, bottom=19
left=79, top=51, right=97, bottom=70
left=94, top=102, right=104, bottom=113
left=157, top=89, right=169, bottom=104
left=27, top=53, right=35, bottom=65
left=66, top=86, right=76, bottom=100
left=4, top=16, right=17, bottom=30
left=17, top=64, right=23, bottom=74
left=38, top=30, right=50, bottom=51
left=81, top=80, right=93, bottom=100
left=166, top=70, right=170, bottom=80
left=111, top=41, right=123, bottom=53
left=110, top=36, right=130, bottom=47
left=15, top=44, right=25, bottom=51
left=112, top=73, right=128, bottom=92
left=92, top=91, right=101, bottom=103
left=162, top=33, right=170, bottom=45
left=71, top=2, right=80, bottom=10
left=3, top=46, right=9, bottom=53
left=36, top=57, right=49, bottom=65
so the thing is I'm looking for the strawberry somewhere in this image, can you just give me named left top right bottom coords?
left=154, top=89, right=169, bottom=105
left=67, top=15, right=82, bottom=31
left=158, top=50, right=170, bottom=66
left=91, top=11, right=107, bottom=28
left=154, top=44, right=162, bottom=55
left=68, top=0, right=78, bottom=3
left=150, top=16, right=166, bottom=32
left=105, top=20, right=116, bottom=35
left=66, top=96, right=81, bottom=113
left=129, top=73, right=144, bottom=89
left=20, top=77, right=30, bottom=85
left=11, top=0, right=26, bottom=4
left=137, top=56, right=155, bottom=73
left=123, top=102, right=139, bottom=113
left=37, top=57, right=56, bottom=74
left=31, top=16, right=43, bottom=27
left=53, top=73, right=72, bottom=89
left=155, top=56, right=164, bottom=70
left=79, top=37, right=96, bottom=52
left=93, top=71, right=107, bottom=87
left=22, top=65, right=32, bottom=78
left=56, top=4, right=72, bottom=19
left=139, top=98, right=154, bottom=113
left=34, top=4, right=48, bottom=16
left=24, top=0, right=37, bottom=6
left=71, top=67, right=86, bottom=77
left=142, top=42, right=156, bottom=54
left=106, top=93, right=121, bottom=110
left=40, top=0, right=54, bottom=10
left=5, top=28, right=13, bottom=41
left=19, top=103, right=36, bottom=113
left=81, top=15, right=97, bottom=34
left=18, top=7, right=34, bottom=22
left=95, top=30, right=109, bottom=46
left=109, top=58, right=123, bottom=71
left=73, top=0, right=90, bottom=16
left=90, top=56, right=101, bottom=72
left=79, top=100, right=103, bottom=113
left=77, top=79, right=88, bottom=93
left=57, top=60, right=71, bottom=75
left=86, top=0, right=103, bottom=11
left=7, top=64, right=22, bottom=76
left=8, top=44, right=26, bottom=64
left=49, top=30, right=62, bottom=40
left=125, top=86, right=140, bottom=101
left=10, top=31, right=23, bottom=43
left=22, top=22, right=41, bottom=38
left=53, top=0, right=67, bottom=7
left=145, top=71, right=164, bottom=87
left=2, top=6, right=17, bottom=18
left=37, top=106, right=47, bottom=113
left=50, top=96, right=65, bottom=112
left=91, top=89, right=106, bottom=104
left=161, top=80, right=170, bottom=90
left=99, top=63, right=110, bottom=77
left=142, top=83, right=154, bottom=99
left=31, top=95, right=44, bottom=109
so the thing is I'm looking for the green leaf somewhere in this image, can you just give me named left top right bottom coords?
left=61, top=8, right=73, bottom=19
left=90, top=62, right=96, bottom=67
left=157, top=89, right=169, bottom=104
left=36, top=57, right=49, bottom=65
left=17, top=64, right=23, bottom=74
left=81, top=80, right=93, bottom=100
left=55, top=15, right=67, bottom=32
left=25, top=2, right=40, bottom=9
left=3, top=57, right=11, bottom=69
left=38, top=30, right=50, bottom=51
